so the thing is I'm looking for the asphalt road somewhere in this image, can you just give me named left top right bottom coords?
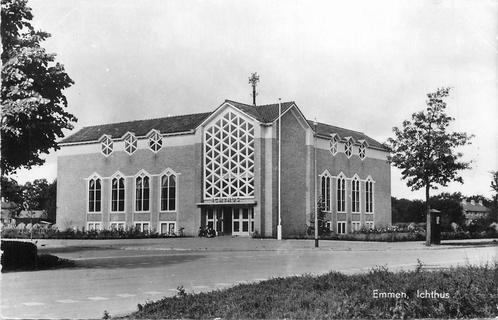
left=1, top=238, right=496, bottom=319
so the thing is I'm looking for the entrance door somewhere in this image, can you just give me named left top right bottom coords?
left=232, top=207, right=254, bottom=236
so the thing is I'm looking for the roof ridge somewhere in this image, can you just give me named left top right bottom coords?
left=256, top=101, right=295, bottom=108
left=80, top=111, right=213, bottom=129
left=310, top=120, right=365, bottom=135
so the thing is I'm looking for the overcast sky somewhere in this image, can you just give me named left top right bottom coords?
left=13, top=0, right=497, bottom=200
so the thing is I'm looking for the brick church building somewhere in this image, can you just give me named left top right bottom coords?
left=56, top=99, right=391, bottom=237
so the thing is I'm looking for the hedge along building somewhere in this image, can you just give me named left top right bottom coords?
left=56, top=99, right=391, bottom=237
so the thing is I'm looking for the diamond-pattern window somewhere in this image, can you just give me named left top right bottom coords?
left=204, top=110, right=255, bottom=199
left=330, top=135, right=338, bottom=156
left=359, top=142, right=366, bottom=160
left=124, top=133, right=137, bottom=155
left=148, top=130, right=163, bottom=152
left=344, top=138, right=353, bottom=158
left=101, top=136, right=113, bottom=156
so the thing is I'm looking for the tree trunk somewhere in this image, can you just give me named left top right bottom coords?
left=425, top=183, right=431, bottom=246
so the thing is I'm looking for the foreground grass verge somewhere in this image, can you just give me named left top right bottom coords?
left=121, top=263, right=497, bottom=319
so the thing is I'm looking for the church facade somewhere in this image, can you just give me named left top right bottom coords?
left=56, top=100, right=391, bottom=237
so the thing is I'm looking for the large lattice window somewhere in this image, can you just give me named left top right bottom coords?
left=135, top=173, right=150, bottom=212
left=359, top=142, right=366, bottom=160
left=88, top=176, right=101, bottom=212
left=344, top=138, right=353, bottom=158
left=160, top=172, right=176, bottom=211
left=351, top=176, right=360, bottom=213
left=337, top=174, right=346, bottom=212
left=111, top=175, right=125, bottom=212
left=204, top=110, right=255, bottom=199
left=320, top=171, right=331, bottom=211
left=148, top=130, right=163, bottom=152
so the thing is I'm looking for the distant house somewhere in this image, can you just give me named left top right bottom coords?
left=461, top=199, right=491, bottom=222
left=1, top=199, right=19, bottom=227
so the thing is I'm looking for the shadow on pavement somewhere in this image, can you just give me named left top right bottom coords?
left=440, top=240, right=498, bottom=247
left=72, top=254, right=207, bottom=270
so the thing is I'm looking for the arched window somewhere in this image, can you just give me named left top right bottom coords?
left=148, top=130, right=163, bottom=152
left=111, top=175, right=125, bottom=212
left=351, top=176, right=360, bottom=213
left=320, top=171, right=331, bottom=211
left=160, top=173, right=176, bottom=211
left=337, top=175, right=346, bottom=212
left=359, top=142, right=366, bottom=160
left=101, top=135, right=113, bottom=156
left=329, top=135, right=338, bottom=156
left=124, top=133, right=137, bottom=155
left=365, top=178, right=374, bottom=213
left=135, top=173, right=150, bottom=212
left=344, top=138, right=353, bottom=158
left=88, top=177, right=101, bottom=212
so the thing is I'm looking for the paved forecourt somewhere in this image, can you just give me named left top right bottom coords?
left=1, top=238, right=496, bottom=319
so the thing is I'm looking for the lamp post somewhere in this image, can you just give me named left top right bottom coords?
left=313, top=119, right=319, bottom=248
left=277, top=98, right=282, bottom=240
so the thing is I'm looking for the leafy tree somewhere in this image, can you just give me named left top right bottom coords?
left=386, top=88, right=473, bottom=245
left=1, top=176, right=23, bottom=203
left=1, top=0, right=76, bottom=174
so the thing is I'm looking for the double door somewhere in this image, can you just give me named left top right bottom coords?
left=205, top=207, right=254, bottom=236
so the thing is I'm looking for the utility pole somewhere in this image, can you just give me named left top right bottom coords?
left=277, top=98, right=282, bottom=240
left=313, top=119, right=319, bottom=248
left=248, top=72, right=260, bottom=106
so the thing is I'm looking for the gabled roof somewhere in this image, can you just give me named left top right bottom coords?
left=462, top=203, right=491, bottom=213
left=60, top=99, right=386, bottom=151
left=309, top=121, right=386, bottom=150
left=61, top=112, right=211, bottom=144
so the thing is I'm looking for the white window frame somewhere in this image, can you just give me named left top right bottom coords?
left=160, top=221, right=177, bottom=235
left=110, top=222, right=126, bottom=231
left=134, top=221, right=150, bottom=233
left=110, top=172, right=126, bottom=213
left=100, top=135, right=114, bottom=157
left=344, top=137, right=353, bottom=158
left=123, top=132, right=138, bottom=155
left=87, top=222, right=102, bottom=231
left=87, top=173, right=102, bottom=214
left=336, top=173, right=346, bottom=213
left=134, top=170, right=151, bottom=213
left=351, top=175, right=360, bottom=213
left=319, top=170, right=332, bottom=212
left=351, top=221, right=361, bottom=232
left=337, top=221, right=347, bottom=234
left=365, top=176, right=375, bottom=214
left=358, top=142, right=366, bottom=160
left=329, top=134, right=339, bottom=156
left=365, top=221, right=374, bottom=230
left=159, top=169, right=178, bottom=212
left=147, top=129, right=163, bottom=153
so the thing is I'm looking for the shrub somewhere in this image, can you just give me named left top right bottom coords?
left=127, top=264, right=498, bottom=319
left=1, top=240, right=38, bottom=271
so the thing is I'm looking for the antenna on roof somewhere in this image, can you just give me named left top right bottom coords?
left=248, top=72, right=260, bottom=106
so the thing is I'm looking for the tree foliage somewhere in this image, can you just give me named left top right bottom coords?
left=386, top=87, right=473, bottom=192
left=1, top=0, right=76, bottom=174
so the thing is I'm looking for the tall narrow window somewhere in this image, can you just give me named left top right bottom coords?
left=111, top=176, right=125, bottom=212
left=365, top=179, right=374, bottom=213
left=101, top=136, right=113, bottom=156
left=359, top=142, right=366, bottom=160
left=160, top=173, right=176, bottom=211
left=329, top=135, right=338, bottom=156
left=88, top=178, right=101, bottom=212
left=135, top=175, right=150, bottom=211
left=337, top=176, right=346, bottom=212
left=148, top=130, right=163, bottom=152
left=344, top=138, right=353, bottom=158
left=352, top=176, right=360, bottom=213
left=320, top=174, right=331, bottom=211
left=124, top=133, right=137, bottom=155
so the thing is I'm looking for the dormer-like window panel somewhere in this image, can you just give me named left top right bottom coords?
left=148, top=130, right=163, bottom=152
left=344, top=138, right=353, bottom=158
left=359, top=142, right=366, bottom=160
left=329, top=134, right=339, bottom=156
left=101, top=135, right=113, bottom=157
left=124, top=133, right=137, bottom=155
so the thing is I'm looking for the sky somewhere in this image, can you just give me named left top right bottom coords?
left=12, top=0, right=498, bottom=200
